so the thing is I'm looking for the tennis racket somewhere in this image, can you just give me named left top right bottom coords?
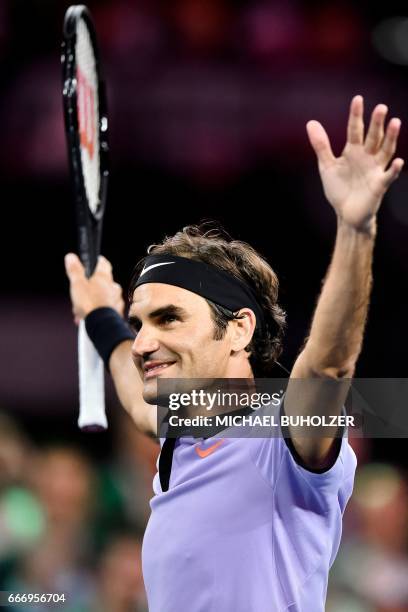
left=62, top=5, right=109, bottom=430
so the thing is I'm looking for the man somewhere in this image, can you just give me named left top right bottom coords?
left=65, top=96, right=403, bottom=611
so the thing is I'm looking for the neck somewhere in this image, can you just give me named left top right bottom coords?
left=184, top=372, right=257, bottom=419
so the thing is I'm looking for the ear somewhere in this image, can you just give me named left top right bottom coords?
left=230, top=308, right=256, bottom=353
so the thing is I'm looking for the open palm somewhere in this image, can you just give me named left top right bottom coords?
left=307, top=96, right=404, bottom=232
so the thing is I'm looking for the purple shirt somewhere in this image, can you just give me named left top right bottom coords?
left=142, top=428, right=356, bottom=611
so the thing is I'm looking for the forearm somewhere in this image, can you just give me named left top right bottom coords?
left=82, top=307, right=157, bottom=436
left=286, top=218, right=375, bottom=466
left=109, top=340, right=139, bottom=415
left=109, top=340, right=157, bottom=436
left=302, top=217, right=375, bottom=377
left=284, top=96, right=402, bottom=468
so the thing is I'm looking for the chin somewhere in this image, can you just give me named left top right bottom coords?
left=142, top=374, right=177, bottom=405
left=143, top=368, right=192, bottom=406
left=142, top=380, right=159, bottom=405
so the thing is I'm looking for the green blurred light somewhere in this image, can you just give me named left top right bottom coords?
left=1, top=487, right=46, bottom=542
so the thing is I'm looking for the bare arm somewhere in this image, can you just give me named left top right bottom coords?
left=109, top=340, right=157, bottom=437
left=64, top=253, right=157, bottom=437
left=286, top=95, right=403, bottom=469
left=297, top=221, right=373, bottom=378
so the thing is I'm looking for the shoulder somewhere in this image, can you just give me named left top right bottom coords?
left=248, top=432, right=357, bottom=500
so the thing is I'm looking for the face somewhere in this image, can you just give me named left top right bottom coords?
left=128, top=283, right=236, bottom=403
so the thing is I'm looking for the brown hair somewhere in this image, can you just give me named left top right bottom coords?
left=129, top=224, right=286, bottom=376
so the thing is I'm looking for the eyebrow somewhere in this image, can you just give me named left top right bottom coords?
left=127, top=304, right=188, bottom=329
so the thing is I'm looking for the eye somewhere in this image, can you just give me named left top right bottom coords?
left=160, top=314, right=178, bottom=325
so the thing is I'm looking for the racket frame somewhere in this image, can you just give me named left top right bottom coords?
left=62, top=4, right=109, bottom=276
left=61, top=5, right=109, bottom=431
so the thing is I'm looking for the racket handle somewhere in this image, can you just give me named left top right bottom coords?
left=78, top=319, right=107, bottom=430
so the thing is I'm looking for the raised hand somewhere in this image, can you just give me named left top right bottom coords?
left=307, top=95, right=404, bottom=233
left=64, top=253, right=125, bottom=323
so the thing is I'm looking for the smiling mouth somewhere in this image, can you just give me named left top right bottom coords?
left=144, top=362, right=176, bottom=379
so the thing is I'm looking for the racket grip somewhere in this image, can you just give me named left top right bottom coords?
left=78, top=319, right=107, bottom=430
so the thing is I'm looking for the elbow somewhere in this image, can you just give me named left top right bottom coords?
left=317, top=367, right=355, bottom=380
left=311, top=360, right=356, bottom=380
left=295, top=346, right=358, bottom=380
left=300, top=347, right=357, bottom=380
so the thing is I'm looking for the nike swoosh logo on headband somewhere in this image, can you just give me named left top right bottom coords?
left=140, top=262, right=175, bottom=277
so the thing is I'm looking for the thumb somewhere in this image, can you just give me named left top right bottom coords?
left=94, top=255, right=113, bottom=278
left=64, top=253, right=85, bottom=281
left=306, top=120, right=335, bottom=169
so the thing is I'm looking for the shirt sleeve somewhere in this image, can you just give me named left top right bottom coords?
left=248, top=400, right=357, bottom=500
left=247, top=401, right=357, bottom=597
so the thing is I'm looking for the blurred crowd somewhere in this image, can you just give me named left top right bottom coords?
left=0, top=410, right=408, bottom=611
left=0, top=411, right=155, bottom=612
left=328, top=438, right=408, bottom=612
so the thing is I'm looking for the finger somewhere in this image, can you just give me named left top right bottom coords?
left=94, top=255, right=113, bottom=279
left=383, top=157, right=404, bottom=188
left=364, top=104, right=388, bottom=154
left=64, top=253, right=85, bottom=282
left=306, top=120, right=335, bottom=169
left=377, top=118, right=401, bottom=167
left=347, top=95, right=364, bottom=145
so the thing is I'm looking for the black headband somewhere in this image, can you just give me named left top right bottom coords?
left=134, top=254, right=265, bottom=333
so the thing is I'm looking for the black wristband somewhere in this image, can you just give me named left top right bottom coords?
left=85, top=307, right=135, bottom=371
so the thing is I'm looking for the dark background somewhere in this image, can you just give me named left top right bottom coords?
left=1, top=0, right=408, bottom=460
left=1, top=3, right=408, bottom=610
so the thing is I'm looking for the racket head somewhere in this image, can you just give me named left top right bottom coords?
left=62, top=5, right=109, bottom=276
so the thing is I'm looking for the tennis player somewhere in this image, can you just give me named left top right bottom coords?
left=65, top=96, right=403, bottom=611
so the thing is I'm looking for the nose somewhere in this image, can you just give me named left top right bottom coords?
left=131, top=325, right=160, bottom=359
